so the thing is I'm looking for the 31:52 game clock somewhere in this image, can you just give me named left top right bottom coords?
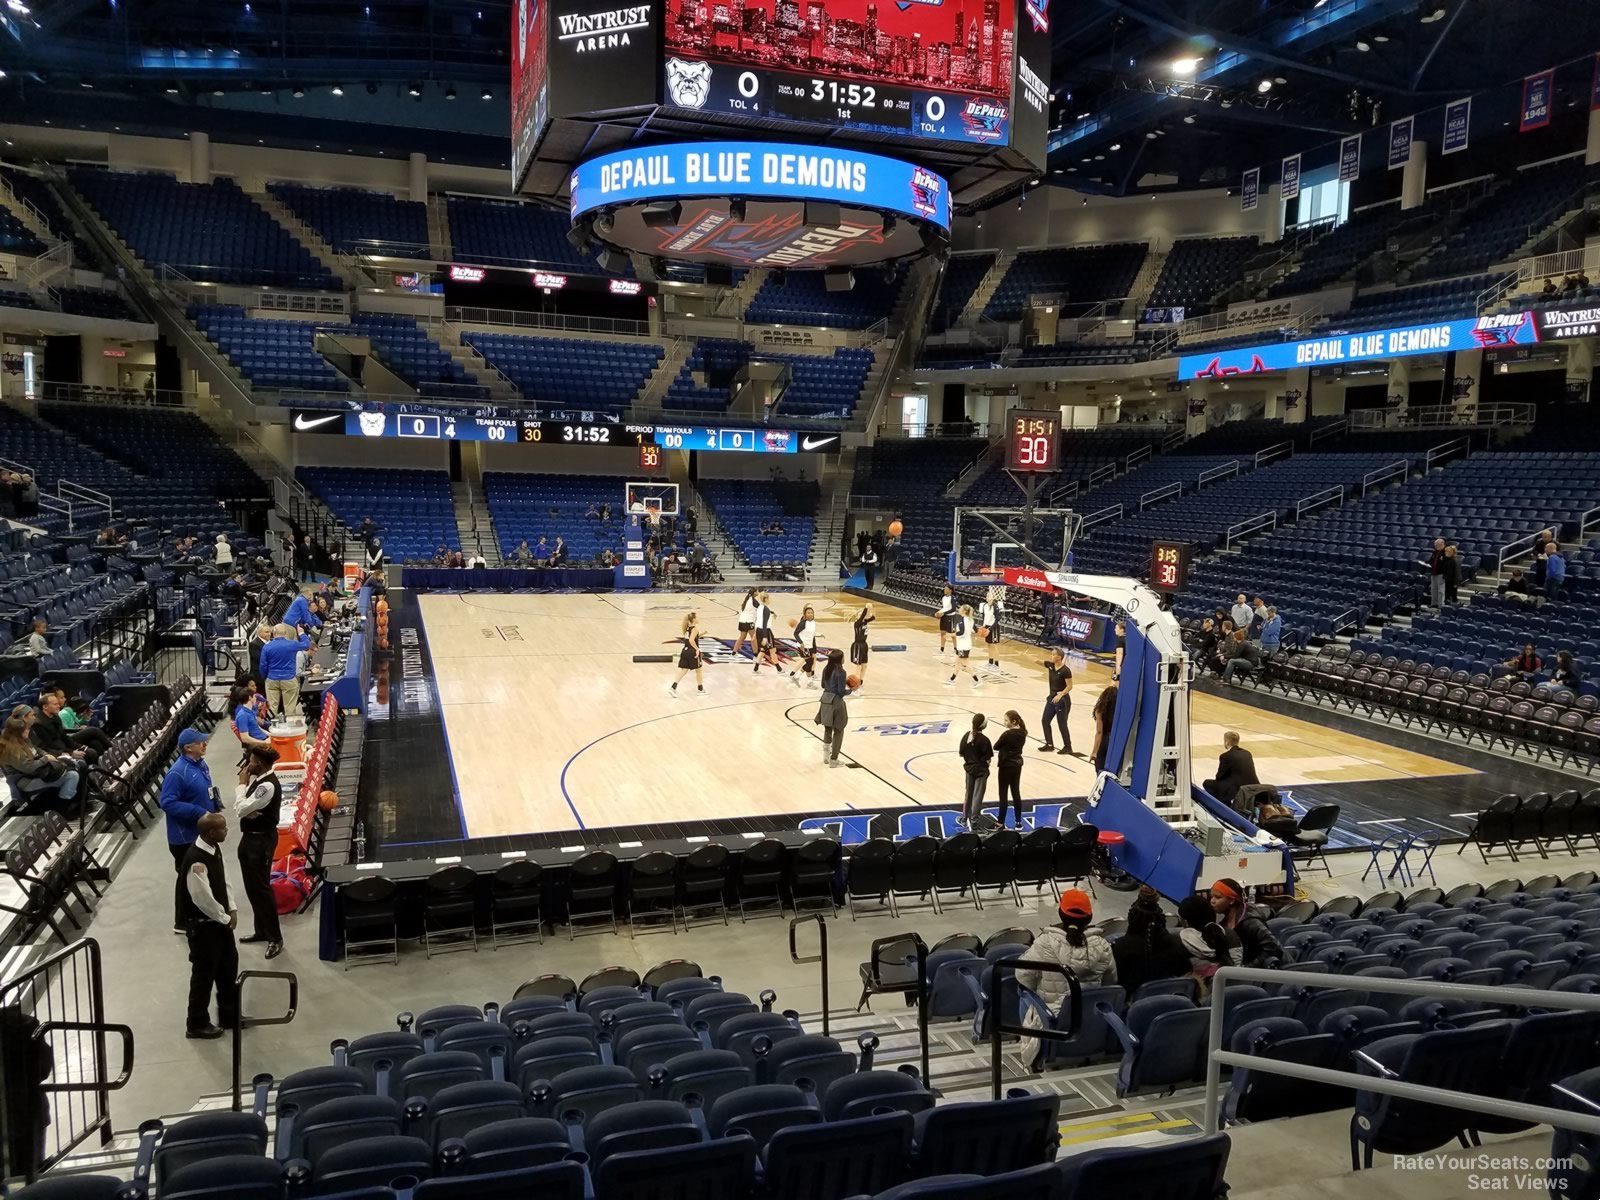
left=1149, top=541, right=1191, bottom=594
left=1005, top=410, right=1061, bottom=473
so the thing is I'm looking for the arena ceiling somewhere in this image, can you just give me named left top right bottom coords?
left=1, top=0, right=1597, bottom=197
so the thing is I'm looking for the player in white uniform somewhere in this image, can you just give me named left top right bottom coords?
left=945, top=604, right=982, bottom=688
left=980, top=587, right=1005, bottom=671
left=731, top=588, right=759, bottom=659
left=936, top=585, right=956, bottom=653
left=788, top=605, right=821, bottom=688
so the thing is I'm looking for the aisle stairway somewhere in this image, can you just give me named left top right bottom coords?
left=451, top=481, right=502, bottom=565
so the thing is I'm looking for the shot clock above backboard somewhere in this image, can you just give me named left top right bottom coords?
left=1004, top=409, right=1061, bottom=474
left=1149, top=541, right=1191, bottom=594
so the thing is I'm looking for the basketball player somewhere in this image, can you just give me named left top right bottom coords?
left=849, top=602, right=875, bottom=690
left=731, top=588, right=759, bottom=658
left=752, top=592, right=780, bottom=673
left=936, top=585, right=956, bottom=653
left=946, top=605, right=982, bottom=688
left=789, top=605, right=820, bottom=687
left=669, top=612, right=707, bottom=697
left=980, top=586, right=1005, bottom=671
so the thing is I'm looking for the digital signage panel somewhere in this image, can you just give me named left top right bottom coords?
left=511, top=0, right=552, bottom=191
left=661, top=0, right=1019, bottom=148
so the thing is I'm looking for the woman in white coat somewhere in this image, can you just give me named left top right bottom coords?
left=1016, top=889, right=1117, bottom=1068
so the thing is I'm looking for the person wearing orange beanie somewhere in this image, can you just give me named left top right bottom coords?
left=1016, top=888, right=1117, bottom=1067
left=1207, top=877, right=1283, bottom=966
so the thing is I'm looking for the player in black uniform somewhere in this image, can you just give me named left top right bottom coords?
left=669, top=612, right=706, bottom=697
left=1039, top=647, right=1074, bottom=755
left=789, top=605, right=820, bottom=688
left=850, top=602, right=875, bottom=691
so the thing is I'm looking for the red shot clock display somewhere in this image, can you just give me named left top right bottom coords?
left=1004, top=409, right=1060, bottom=473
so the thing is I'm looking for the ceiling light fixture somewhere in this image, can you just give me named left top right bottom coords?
left=481, top=87, right=493, bottom=100
left=407, top=82, right=422, bottom=97
left=1257, top=79, right=1273, bottom=92
left=445, top=85, right=457, bottom=100
left=1373, top=34, right=1389, bottom=42
left=330, top=83, right=344, bottom=95
left=1182, top=113, right=1196, bottom=124
left=1421, top=6, right=1446, bottom=22
left=165, top=85, right=179, bottom=94
left=1171, top=57, right=1198, bottom=76
left=292, top=85, right=304, bottom=97
left=1356, top=39, right=1371, bottom=51
left=1109, top=142, right=1121, bottom=151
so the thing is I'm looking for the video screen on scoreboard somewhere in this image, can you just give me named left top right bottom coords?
left=510, top=0, right=552, bottom=191
left=661, top=0, right=1018, bottom=148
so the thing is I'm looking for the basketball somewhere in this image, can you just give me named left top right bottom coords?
left=977, top=626, right=989, bottom=639
left=787, top=618, right=797, bottom=629
left=846, top=674, right=862, bottom=689
left=888, top=519, right=904, bottom=538
left=318, top=789, right=339, bottom=811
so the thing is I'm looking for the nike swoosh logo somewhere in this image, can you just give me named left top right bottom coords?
left=801, top=435, right=838, bottom=451
left=294, top=413, right=342, bottom=431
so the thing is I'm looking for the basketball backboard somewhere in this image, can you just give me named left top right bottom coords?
left=625, top=481, right=680, bottom=517
left=948, top=506, right=1079, bottom=587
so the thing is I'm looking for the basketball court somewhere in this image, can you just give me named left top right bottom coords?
left=357, top=585, right=1534, bottom=858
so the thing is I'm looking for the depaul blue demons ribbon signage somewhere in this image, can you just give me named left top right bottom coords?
left=569, top=142, right=951, bottom=231
left=1177, top=311, right=1541, bottom=379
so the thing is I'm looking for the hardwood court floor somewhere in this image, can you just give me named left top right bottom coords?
left=414, top=590, right=1477, bottom=840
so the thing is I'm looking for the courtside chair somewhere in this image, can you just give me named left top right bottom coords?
left=1052, top=824, right=1098, bottom=895
left=1290, top=805, right=1340, bottom=877
left=488, top=860, right=544, bottom=948
left=786, top=836, right=841, bottom=915
left=974, top=829, right=1023, bottom=906
left=1458, top=795, right=1522, bottom=863
left=624, top=851, right=680, bottom=936
left=845, top=838, right=897, bottom=918
left=931, top=832, right=983, bottom=911
left=340, top=875, right=399, bottom=968
left=1511, top=793, right=1554, bottom=859
left=890, top=836, right=940, bottom=914
left=1012, top=827, right=1060, bottom=902
left=677, top=843, right=730, bottom=928
left=733, top=838, right=785, bottom=920
left=565, top=850, right=620, bottom=938
left=422, top=865, right=480, bottom=958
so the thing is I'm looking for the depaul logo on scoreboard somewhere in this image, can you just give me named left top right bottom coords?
left=1024, top=0, right=1048, bottom=34
left=961, top=99, right=1009, bottom=141
left=909, top=167, right=943, bottom=222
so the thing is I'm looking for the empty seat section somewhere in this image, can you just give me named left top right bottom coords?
left=189, top=305, right=349, bottom=394
left=269, top=183, right=430, bottom=256
left=298, top=467, right=458, bottom=562
left=462, top=333, right=662, bottom=415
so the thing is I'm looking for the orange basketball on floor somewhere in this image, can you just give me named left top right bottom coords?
left=318, top=789, right=338, bottom=811
left=788, top=618, right=797, bottom=629
left=846, top=674, right=861, bottom=688
left=887, top=519, right=904, bottom=538
left=977, top=626, right=989, bottom=639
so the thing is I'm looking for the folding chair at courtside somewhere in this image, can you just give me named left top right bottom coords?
left=1361, top=831, right=1413, bottom=888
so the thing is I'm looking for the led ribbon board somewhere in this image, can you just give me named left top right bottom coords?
left=569, top=140, right=950, bottom=268
left=1177, top=312, right=1542, bottom=379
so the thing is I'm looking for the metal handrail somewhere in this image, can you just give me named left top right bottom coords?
left=1497, top=529, right=1546, bottom=575
left=1254, top=440, right=1293, bottom=468
left=985, top=959, right=1082, bottom=1100
left=231, top=970, right=300, bottom=1112
left=788, top=915, right=829, bottom=1038
left=1047, top=480, right=1080, bottom=506
left=1309, top=416, right=1349, bottom=447
left=1161, top=428, right=1188, bottom=453
left=1123, top=445, right=1153, bottom=471
left=446, top=305, right=653, bottom=339
left=58, top=480, right=112, bottom=513
left=1581, top=505, right=1600, bottom=540
left=1225, top=511, right=1277, bottom=549
left=1293, top=485, right=1344, bottom=521
left=0, top=454, right=34, bottom=477
left=1139, top=482, right=1182, bottom=510
left=1425, top=436, right=1471, bottom=471
left=1088, top=463, right=1118, bottom=489
left=1196, top=461, right=1240, bottom=490
left=1080, top=504, right=1123, bottom=531
left=867, top=933, right=930, bottom=1085
left=1361, top=460, right=1410, bottom=496
left=1202, top=964, right=1600, bottom=1136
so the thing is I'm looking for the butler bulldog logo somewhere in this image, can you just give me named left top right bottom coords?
left=666, top=58, right=712, bottom=109
left=358, top=411, right=387, bottom=437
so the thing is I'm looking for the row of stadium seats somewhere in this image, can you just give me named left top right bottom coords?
left=298, top=467, right=458, bottom=562
left=929, top=251, right=995, bottom=330
left=463, top=332, right=663, bottom=415
left=697, top=479, right=817, bottom=567
left=269, top=182, right=430, bottom=256
left=1146, top=235, right=1259, bottom=314
left=190, top=304, right=350, bottom=394
left=350, top=313, right=488, bottom=401
left=483, top=473, right=684, bottom=562
left=1412, top=157, right=1597, bottom=281
left=38, top=403, right=266, bottom=503
left=745, top=270, right=902, bottom=331
left=983, top=243, right=1148, bottom=322
left=663, top=341, right=874, bottom=419
left=1325, top=274, right=1494, bottom=334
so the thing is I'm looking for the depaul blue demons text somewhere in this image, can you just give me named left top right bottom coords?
left=569, top=141, right=952, bottom=231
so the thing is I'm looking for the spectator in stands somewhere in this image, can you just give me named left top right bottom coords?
left=1203, top=731, right=1258, bottom=804
left=15, top=473, right=35, bottom=519
left=551, top=536, right=568, bottom=567
left=228, top=684, right=271, bottom=754
left=1545, top=542, right=1567, bottom=601
left=1542, top=278, right=1560, bottom=299
left=1442, top=545, right=1461, bottom=606
left=1249, top=597, right=1268, bottom=637
left=433, top=544, right=450, bottom=567
left=1428, top=538, right=1449, bottom=609
left=235, top=745, right=283, bottom=960
left=364, top=568, right=387, bottom=599
left=364, top=536, right=384, bottom=572
left=214, top=534, right=233, bottom=569
left=1555, top=651, right=1583, bottom=690
left=465, top=551, right=486, bottom=569
left=600, top=502, right=611, bottom=523
left=179, top=811, right=238, bottom=1040
left=585, top=502, right=600, bottom=520
left=1208, top=878, right=1283, bottom=967
left=358, top=516, right=376, bottom=545
left=283, top=590, right=322, bottom=634
left=1195, top=618, right=1220, bottom=670
left=297, top=533, right=317, bottom=582
left=512, top=539, right=533, bottom=566
left=1258, top=607, right=1282, bottom=655
left=260, top=623, right=310, bottom=720
left=1177, top=894, right=1242, bottom=993
left=861, top=543, right=879, bottom=588
left=1221, top=630, right=1260, bottom=685
left=533, top=537, right=551, bottom=567
left=1091, top=684, right=1118, bottom=772
left=1017, top=890, right=1116, bottom=1066
left=160, top=728, right=221, bottom=934
left=1230, top=594, right=1251, bottom=631
left=1506, top=643, right=1544, bottom=679
left=0, top=706, right=86, bottom=816
left=685, top=507, right=698, bottom=540
left=31, top=690, right=104, bottom=762
left=1111, top=887, right=1192, bottom=996
left=1499, top=567, right=1534, bottom=602
left=600, top=548, right=618, bottom=567
left=24, top=618, right=49, bottom=656
left=45, top=687, right=110, bottom=757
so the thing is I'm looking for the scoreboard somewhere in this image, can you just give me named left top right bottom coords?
left=290, top=410, right=840, bottom=455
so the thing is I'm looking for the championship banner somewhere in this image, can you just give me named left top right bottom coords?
left=1338, top=134, right=1361, bottom=184
left=1591, top=53, right=1600, bottom=111
left=1521, top=69, right=1554, bottom=133
left=1281, top=154, right=1301, bottom=203
left=1442, top=98, right=1471, bottom=156
left=1387, top=116, right=1414, bottom=170
left=1240, top=167, right=1260, bottom=212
